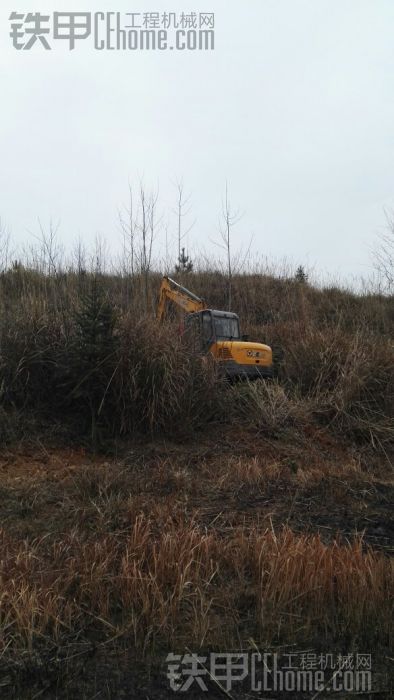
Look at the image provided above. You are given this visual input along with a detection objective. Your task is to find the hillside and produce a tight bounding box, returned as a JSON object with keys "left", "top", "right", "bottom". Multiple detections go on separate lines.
{"left": 0, "top": 268, "right": 393, "bottom": 698}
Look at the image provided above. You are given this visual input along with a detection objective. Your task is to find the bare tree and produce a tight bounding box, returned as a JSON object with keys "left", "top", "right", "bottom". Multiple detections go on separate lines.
{"left": 219, "top": 183, "right": 242, "bottom": 311}
{"left": 29, "top": 218, "right": 63, "bottom": 275}
{"left": 138, "top": 182, "right": 161, "bottom": 313}
{"left": 373, "top": 212, "right": 394, "bottom": 292}
{"left": 92, "top": 233, "right": 110, "bottom": 275}
{"left": 163, "top": 222, "right": 171, "bottom": 274}
{"left": 119, "top": 182, "right": 136, "bottom": 278}
{"left": 0, "top": 218, "right": 12, "bottom": 272}
{"left": 118, "top": 180, "right": 162, "bottom": 312}
{"left": 71, "top": 236, "right": 87, "bottom": 275}
{"left": 173, "top": 180, "right": 195, "bottom": 270}
{"left": 139, "top": 185, "right": 149, "bottom": 312}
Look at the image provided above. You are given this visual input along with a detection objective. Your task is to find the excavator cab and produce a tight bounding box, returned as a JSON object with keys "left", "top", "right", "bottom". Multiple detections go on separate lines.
{"left": 186, "top": 310, "right": 241, "bottom": 351}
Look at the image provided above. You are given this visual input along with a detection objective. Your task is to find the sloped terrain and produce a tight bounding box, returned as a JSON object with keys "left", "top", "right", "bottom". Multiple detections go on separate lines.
{"left": 0, "top": 424, "right": 392, "bottom": 698}
{"left": 0, "top": 270, "right": 393, "bottom": 697}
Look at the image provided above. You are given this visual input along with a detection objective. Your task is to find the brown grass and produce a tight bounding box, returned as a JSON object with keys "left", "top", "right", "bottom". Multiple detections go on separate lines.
{"left": 0, "top": 518, "right": 392, "bottom": 659}
{"left": 0, "top": 268, "right": 393, "bottom": 450}
{"left": 0, "top": 434, "right": 392, "bottom": 668}
{"left": 0, "top": 267, "right": 392, "bottom": 695}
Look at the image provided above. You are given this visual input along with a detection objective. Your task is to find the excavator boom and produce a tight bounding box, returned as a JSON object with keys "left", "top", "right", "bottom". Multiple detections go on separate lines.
{"left": 157, "top": 276, "right": 206, "bottom": 321}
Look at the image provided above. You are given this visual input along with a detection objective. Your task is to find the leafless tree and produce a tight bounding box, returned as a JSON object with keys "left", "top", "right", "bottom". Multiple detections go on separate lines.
{"left": 92, "top": 233, "right": 110, "bottom": 274}
{"left": 163, "top": 222, "right": 171, "bottom": 274}
{"left": 118, "top": 180, "right": 162, "bottom": 311}
{"left": 29, "top": 218, "right": 63, "bottom": 275}
{"left": 119, "top": 182, "right": 136, "bottom": 277}
{"left": 70, "top": 237, "right": 86, "bottom": 273}
{"left": 218, "top": 183, "right": 243, "bottom": 311}
{"left": 173, "top": 180, "right": 195, "bottom": 268}
{"left": 0, "top": 218, "right": 12, "bottom": 272}
{"left": 373, "top": 212, "right": 394, "bottom": 292}
{"left": 137, "top": 183, "right": 161, "bottom": 313}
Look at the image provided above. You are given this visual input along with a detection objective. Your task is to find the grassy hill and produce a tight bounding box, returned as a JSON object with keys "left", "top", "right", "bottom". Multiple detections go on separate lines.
{"left": 0, "top": 267, "right": 393, "bottom": 698}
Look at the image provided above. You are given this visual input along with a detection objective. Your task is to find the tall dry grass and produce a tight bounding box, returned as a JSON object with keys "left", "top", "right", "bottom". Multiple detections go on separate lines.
{"left": 0, "top": 518, "right": 392, "bottom": 657}
{"left": 0, "top": 266, "right": 392, "bottom": 448}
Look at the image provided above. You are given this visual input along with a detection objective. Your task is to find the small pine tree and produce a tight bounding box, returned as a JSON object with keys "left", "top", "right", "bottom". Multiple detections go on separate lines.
{"left": 67, "top": 279, "right": 117, "bottom": 448}
{"left": 175, "top": 247, "right": 193, "bottom": 274}
{"left": 295, "top": 265, "right": 308, "bottom": 283}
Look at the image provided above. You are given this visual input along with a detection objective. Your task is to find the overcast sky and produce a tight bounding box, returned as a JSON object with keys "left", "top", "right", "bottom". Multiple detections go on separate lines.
{"left": 1, "top": 0, "right": 394, "bottom": 282}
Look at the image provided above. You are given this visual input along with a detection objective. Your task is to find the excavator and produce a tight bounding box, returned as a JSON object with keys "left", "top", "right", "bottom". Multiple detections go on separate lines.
{"left": 157, "top": 276, "right": 273, "bottom": 379}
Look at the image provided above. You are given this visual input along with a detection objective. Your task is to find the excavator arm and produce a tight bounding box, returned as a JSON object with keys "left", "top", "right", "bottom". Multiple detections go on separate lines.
{"left": 157, "top": 276, "right": 205, "bottom": 321}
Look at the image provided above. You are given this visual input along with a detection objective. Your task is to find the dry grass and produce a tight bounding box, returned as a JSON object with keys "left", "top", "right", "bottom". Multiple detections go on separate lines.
{"left": 0, "top": 434, "right": 392, "bottom": 667}
{"left": 0, "top": 268, "right": 393, "bottom": 450}
{"left": 0, "top": 267, "right": 392, "bottom": 695}
{"left": 0, "top": 518, "right": 392, "bottom": 659}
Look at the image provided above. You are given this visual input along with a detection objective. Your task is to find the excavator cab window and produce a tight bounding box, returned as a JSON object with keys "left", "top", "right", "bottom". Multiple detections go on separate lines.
{"left": 212, "top": 312, "right": 240, "bottom": 341}
{"left": 184, "top": 313, "right": 201, "bottom": 352}
{"left": 201, "top": 311, "right": 214, "bottom": 350}
{"left": 185, "top": 310, "right": 240, "bottom": 352}
{"left": 185, "top": 311, "right": 214, "bottom": 352}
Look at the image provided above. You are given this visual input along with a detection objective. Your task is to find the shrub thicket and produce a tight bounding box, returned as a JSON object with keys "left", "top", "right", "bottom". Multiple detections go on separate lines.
{"left": 0, "top": 268, "right": 392, "bottom": 448}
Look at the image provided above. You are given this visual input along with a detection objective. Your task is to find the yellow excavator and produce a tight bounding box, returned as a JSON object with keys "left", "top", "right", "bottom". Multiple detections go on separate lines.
{"left": 157, "top": 276, "right": 273, "bottom": 379}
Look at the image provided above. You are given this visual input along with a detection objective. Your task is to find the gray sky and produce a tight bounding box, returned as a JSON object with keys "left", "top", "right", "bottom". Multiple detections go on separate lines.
{"left": 1, "top": 0, "right": 394, "bottom": 282}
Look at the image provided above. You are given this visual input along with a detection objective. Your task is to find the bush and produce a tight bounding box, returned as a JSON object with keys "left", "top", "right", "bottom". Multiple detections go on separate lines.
{"left": 269, "top": 324, "right": 394, "bottom": 446}
{"left": 0, "top": 297, "right": 223, "bottom": 442}
{"left": 224, "top": 380, "right": 310, "bottom": 437}
{"left": 108, "top": 317, "right": 221, "bottom": 434}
